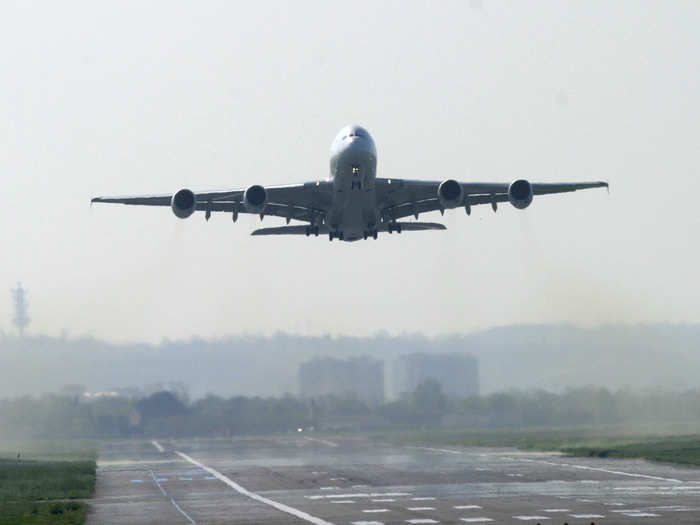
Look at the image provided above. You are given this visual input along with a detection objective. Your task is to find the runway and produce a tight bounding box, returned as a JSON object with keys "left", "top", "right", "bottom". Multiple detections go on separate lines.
{"left": 87, "top": 436, "right": 700, "bottom": 524}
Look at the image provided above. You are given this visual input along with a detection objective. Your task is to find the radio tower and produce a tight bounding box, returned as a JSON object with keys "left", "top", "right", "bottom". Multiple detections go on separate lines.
{"left": 11, "top": 282, "right": 30, "bottom": 336}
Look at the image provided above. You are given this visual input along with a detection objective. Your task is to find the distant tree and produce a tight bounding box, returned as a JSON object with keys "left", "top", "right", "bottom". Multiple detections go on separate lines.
{"left": 136, "top": 391, "right": 186, "bottom": 421}
{"left": 11, "top": 282, "right": 30, "bottom": 336}
{"left": 411, "top": 379, "right": 448, "bottom": 413}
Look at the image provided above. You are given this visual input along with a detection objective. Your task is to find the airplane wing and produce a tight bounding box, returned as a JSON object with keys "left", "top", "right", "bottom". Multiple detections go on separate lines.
{"left": 374, "top": 179, "right": 608, "bottom": 221}
{"left": 91, "top": 182, "right": 333, "bottom": 223}
{"left": 251, "top": 221, "right": 446, "bottom": 236}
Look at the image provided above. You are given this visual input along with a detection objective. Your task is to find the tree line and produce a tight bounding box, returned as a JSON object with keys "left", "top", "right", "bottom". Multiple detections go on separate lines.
{"left": 3, "top": 383, "right": 700, "bottom": 439}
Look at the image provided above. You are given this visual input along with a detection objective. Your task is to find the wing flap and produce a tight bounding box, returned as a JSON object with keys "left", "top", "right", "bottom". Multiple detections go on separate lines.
{"left": 251, "top": 225, "right": 331, "bottom": 236}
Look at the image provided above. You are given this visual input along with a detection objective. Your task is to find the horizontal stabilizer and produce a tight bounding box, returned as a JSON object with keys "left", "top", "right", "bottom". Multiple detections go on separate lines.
{"left": 251, "top": 225, "right": 331, "bottom": 236}
{"left": 377, "top": 221, "right": 446, "bottom": 231}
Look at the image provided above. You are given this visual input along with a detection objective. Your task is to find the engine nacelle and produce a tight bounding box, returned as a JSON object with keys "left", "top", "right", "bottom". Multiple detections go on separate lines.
{"left": 171, "top": 188, "right": 196, "bottom": 219}
{"left": 438, "top": 179, "right": 463, "bottom": 209}
{"left": 244, "top": 185, "right": 267, "bottom": 213}
{"left": 508, "top": 179, "right": 533, "bottom": 209}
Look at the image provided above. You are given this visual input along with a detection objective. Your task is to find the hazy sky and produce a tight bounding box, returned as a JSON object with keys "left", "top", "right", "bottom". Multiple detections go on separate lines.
{"left": 1, "top": 1, "right": 698, "bottom": 342}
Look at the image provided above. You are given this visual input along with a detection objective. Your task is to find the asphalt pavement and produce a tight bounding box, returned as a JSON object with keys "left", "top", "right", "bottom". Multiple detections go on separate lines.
{"left": 86, "top": 436, "right": 700, "bottom": 524}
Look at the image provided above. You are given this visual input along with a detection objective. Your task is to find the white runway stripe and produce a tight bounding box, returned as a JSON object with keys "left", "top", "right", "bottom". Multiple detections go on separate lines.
{"left": 151, "top": 440, "right": 165, "bottom": 452}
{"left": 148, "top": 471, "right": 166, "bottom": 497}
{"left": 171, "top": 498, "right": 196, "bottom": 524}
{"left": 148, "top": 470, "right": 196, "bottom": 523}
{"left": 176, "top": 451, "right": 336, "bottom": 525}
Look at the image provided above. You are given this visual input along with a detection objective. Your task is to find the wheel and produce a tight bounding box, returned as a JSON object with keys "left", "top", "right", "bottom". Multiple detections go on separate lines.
{"left": 314, "top": 226, "right": 319, "bottom": 236}
{"left": 396, "top": 223, "right": 402, "bottom": 234}
{"left": 329, "top": 232, "right": 333, "bottom": 241}
{"left": 305, "top": 226, "right": 310, "bottom": 237}
{"left": 372, "top": 230, "right": 378, "bottom": 240}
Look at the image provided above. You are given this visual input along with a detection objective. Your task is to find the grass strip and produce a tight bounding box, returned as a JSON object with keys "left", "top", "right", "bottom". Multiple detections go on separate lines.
{"left": 0, "top": 441, "right": 96, "bottom": 525}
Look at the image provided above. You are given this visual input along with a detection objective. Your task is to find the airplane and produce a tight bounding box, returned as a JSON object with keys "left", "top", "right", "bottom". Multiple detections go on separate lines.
{"left": 91, "top": 124, "right": 608, "bottom": 242}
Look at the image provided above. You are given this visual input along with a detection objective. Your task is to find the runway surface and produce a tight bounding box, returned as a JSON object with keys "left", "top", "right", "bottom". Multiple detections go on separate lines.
{"left": 87, "top": 436, "right": 700, "bottom": 524}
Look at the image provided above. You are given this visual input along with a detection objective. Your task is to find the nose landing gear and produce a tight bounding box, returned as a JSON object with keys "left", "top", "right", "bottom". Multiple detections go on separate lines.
{"left": 328, "top": 231, "right": 344, "bottom": 241}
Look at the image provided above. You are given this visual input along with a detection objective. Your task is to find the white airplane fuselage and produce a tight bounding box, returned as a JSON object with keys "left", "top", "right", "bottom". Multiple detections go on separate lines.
{"left": 327, "top": 125, "right": 379, "bottom": 241}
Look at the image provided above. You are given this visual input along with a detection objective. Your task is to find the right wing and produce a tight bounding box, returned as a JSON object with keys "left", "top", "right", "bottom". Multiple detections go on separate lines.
{"left": 374, "top": 179, "right": 608, "bottom": 221}
{"left": 91, "top": 182, "right": 333, "bottom": 223}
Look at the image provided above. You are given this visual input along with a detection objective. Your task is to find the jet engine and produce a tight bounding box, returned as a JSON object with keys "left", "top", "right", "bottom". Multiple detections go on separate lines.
{"left": 171, "top": 189, "right": 196, "bottom": 219}
{"left": 438, "top": 179, "right": 464, "bottom": 209}
{"left": 508, "top": 179, "right": 533, "bottom": 209}
{"left": 244, "top": 185, "right": 267, "bottom": 213}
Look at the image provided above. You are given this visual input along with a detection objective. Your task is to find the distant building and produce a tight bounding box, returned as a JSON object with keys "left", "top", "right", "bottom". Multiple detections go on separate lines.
{"left": 299, "top": 356, "right": 384, "bottom": 406}
{"left": 11, "top": 282, "right": 30, "bottom": 336}
{"left": 393, "top": 353, "right": 479, "bottom": 399}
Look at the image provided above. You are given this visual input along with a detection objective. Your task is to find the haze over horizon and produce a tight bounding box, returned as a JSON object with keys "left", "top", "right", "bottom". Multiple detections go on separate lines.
{"left": 1, "top": 1, "right": 698, "bottom": 343}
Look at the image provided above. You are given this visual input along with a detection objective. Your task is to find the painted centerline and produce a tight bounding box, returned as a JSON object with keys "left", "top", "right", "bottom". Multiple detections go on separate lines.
{"left": 177, "top": 451, "right": 336, "bottom": 525}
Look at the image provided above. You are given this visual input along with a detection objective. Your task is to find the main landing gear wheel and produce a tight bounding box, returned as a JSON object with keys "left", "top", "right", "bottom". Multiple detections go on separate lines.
{"left": 328, "top": 231, "right": 344, "bottom": 241}
{"left": 387, "top": 222, "right": 402, "bottom": 234}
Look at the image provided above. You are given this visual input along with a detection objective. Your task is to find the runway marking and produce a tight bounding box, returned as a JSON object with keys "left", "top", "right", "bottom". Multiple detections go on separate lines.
{"left": 330, "top": 477, "right": 346, "bottom": 481}
{"left": 130, "top": 479, "right": 144, "bottom": 483}
{"left": 321, "top": 486, "right": 340, "bottom": 490}
{"left": 570, "top": 514, "right": 605, "bottom": 519}
{"left": 651, "top": 505, "right": 697, "bottom": 511}
{"left": 409, "top": 446, "right": 461, "bottom": 455}
{"left": 149, "top": 471, "right": 167, "bottom": 497}
{"left": 179, "top": 477, "right": 193, "bottom": 481}
{"left": 305, "top": 437, "right": 340, "bottom": 447}
{"left": 620, "top": 512, "right": 660, "bottom": 517}
{"left": 542, "top": 509, "right": 569, "bottom": 512}
{"left": 308, "top": 492, "right": 411, "bottom": 500}
{"left": 513, "top": 516, "right": 550, "bottom": 521}
{"left": 407, "top": 507, "right": 435, "bottom": 511}
{"left": 170, "top": 498, "right": 196, "bottom": 524}
{"left": 331, "top": 500, "right": 355, "bottom": 504}
{"left": 563, "top": 463, "right": 682, "bottom": 483}
{"left": 407, "top": 444, "right": 684, "bottom": 484}
{"left": 362, "top": 509, "right": 390, "bottom": 513}
{"left": 151, "top": 440, "right": 165, "bottom": 453}
{"left": 454, "top": 505, "right": 482, "bottom": 510}
{"left": 148, "top": 470, "right": 196, "bottom": 524}
{"left": 352, "top": 522, "right": 384, "bottom": 525}
{"left": 460, "top": 519, "right": 493, "bottom": 523}
{"left": 176, "top": 451, "right": 335, "bottom": 525}
{"left": 406, "top": 520, "right": 439, "bottom": 524}
{"left": 372, "top": 499, "right": 395, "bottom": 502}
{"left": 411, "top": 497, "right": 436, "bottom": 501}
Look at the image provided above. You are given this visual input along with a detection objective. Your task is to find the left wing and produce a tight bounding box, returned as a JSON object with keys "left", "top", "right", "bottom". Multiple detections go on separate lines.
{"left": 374, "top": 179, "right": 608, "bottom": 221}
{"left": 91, "top": 182, "right": 333, "bottom": 223}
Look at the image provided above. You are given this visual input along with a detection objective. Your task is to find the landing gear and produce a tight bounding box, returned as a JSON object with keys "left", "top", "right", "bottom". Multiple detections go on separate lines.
{"left": 328, "top": 231, "right": 344, "bottom": 241}
{"left": 305, "top": 226, "right": 319, "bottom": 237}
{"left": 363, "top": 229, "right": 379, "bottom": 240}
{"left": 387, "top": 222, "right": 402, "bottom": 234}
